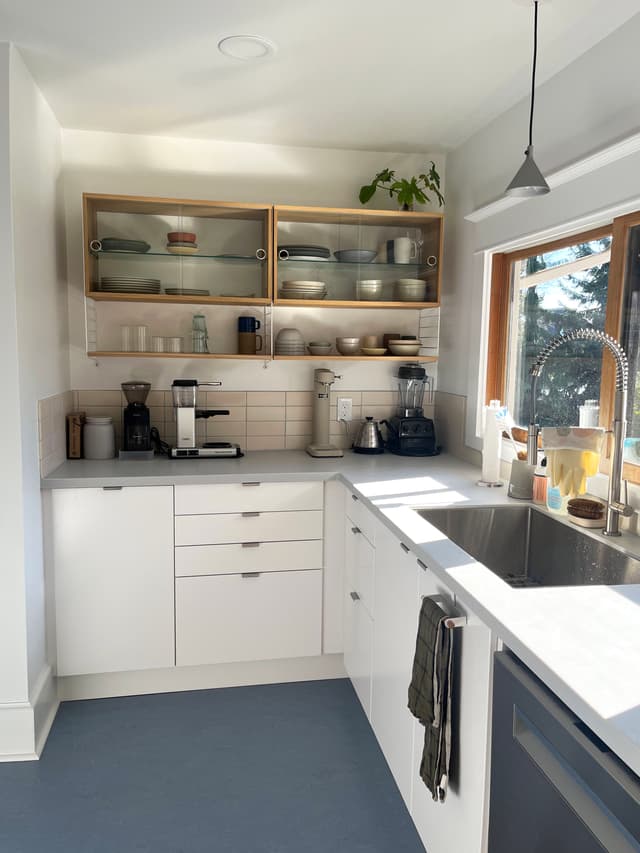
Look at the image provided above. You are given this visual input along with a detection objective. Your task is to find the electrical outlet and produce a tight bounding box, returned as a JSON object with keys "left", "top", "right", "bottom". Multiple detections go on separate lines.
{"left": 337, "top": 397, "right": 352, "bottom": 422}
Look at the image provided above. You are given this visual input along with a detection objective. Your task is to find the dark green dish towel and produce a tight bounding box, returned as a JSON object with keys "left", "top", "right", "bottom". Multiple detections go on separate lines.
{"left": 408, "top": 595, "right": 453, "bottom": 802}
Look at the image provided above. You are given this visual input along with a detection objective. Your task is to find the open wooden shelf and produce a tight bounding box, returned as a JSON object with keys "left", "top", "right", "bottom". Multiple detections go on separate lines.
{"left": 87, "top": 351, "right": 270, "bottom": 360}
{"left": 87, "top": 292, "right": 271, "bottom": 306}
{"left": 273, "top": 299, "right": 440, "bottom": 309}
{"left": 273, "top": 354, "right": 438, "bottom": 362}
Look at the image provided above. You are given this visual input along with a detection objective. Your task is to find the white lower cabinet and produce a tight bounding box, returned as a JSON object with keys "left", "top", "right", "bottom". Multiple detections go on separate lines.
{"left": 174, "top": 481, "right": 324, "bottom": 668}
{"left": 51, "top": 486, "right": 175, "bottom": 676}
{"left": 343, "top": 509, "right": 375, "bottom": 717}
{"left": 175, "top": 570, "right": 322, "bottom": 666}
{"left": 370, "top": 522, "right": 419, "bottom": 808}
{"left": 409, "top": 564, "right": 494, "bottom": 853}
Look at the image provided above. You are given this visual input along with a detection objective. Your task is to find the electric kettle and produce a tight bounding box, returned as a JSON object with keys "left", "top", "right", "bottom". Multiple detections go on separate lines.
{"left": 353, "top": 417, "right": 385, "bottom": 454}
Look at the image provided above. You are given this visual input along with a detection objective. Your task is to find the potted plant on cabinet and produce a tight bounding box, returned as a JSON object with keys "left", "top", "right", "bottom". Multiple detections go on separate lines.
{"left": 359, "top": 162, "right": 444, "bottom": 210}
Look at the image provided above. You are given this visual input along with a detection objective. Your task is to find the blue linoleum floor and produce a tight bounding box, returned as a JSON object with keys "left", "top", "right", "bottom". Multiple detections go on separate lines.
{"left": 0, "top": 678, "right": 424, "bottom": 852}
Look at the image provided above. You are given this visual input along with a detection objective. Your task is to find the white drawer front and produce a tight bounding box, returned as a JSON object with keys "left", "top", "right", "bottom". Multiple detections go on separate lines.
{"left": 175, "top": 481, "right": 323, "bottom": 515}
{"left": 175, "top": 539, "right": 323, "bottom": 577}
{"left": 345, "top": 492, "right": 376, "bottom": 545}
{"left": 176, "top": 570, "right": 322, "bottom": 666}
{"left": 175, "top": 510, "right": 323, "bottom": 546}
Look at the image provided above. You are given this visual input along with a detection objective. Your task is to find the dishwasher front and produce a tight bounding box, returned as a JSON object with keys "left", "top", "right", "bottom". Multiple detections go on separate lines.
{"left": 488, "top": 651, "right": 640, "bottom": 853}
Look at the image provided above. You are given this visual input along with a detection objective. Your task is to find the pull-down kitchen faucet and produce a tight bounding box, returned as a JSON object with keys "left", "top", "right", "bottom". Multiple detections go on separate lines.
{"left": 527, "top": 329, "right": 633, "bottom": 536}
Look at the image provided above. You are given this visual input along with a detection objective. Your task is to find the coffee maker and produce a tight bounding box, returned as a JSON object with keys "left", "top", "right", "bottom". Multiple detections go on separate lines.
{"left": 383, "top": 365, "right": 439, "bottom": 457}
{"left": 169, "top": 379, "right": 242, "bottom": 458}
{"left": 121, "top": 381, "right": 152, "bottom": 456}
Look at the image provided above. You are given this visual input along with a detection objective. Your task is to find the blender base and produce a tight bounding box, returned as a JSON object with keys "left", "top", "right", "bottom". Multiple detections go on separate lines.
{"left": 306, "top": 443, "right": 344, "bottom": 458}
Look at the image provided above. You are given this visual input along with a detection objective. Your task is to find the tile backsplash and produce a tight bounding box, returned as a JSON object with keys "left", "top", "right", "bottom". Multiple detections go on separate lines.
{"left": 38, "top": 387, "right": 436, "bottom": 472}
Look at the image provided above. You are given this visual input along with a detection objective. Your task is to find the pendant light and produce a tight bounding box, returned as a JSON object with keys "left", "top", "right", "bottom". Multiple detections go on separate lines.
{"left": 505, "top": 0, "right": 550, "bottom": 197}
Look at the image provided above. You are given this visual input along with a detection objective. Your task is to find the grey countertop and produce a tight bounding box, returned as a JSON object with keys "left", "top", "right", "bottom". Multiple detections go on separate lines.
{"left": 42, "top": 449, "right": 640, "bottom": 778}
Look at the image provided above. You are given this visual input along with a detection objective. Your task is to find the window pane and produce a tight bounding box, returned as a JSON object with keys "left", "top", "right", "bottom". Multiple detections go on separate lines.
{"left": 507, "top": 240, "right": 610, "bottom": 427}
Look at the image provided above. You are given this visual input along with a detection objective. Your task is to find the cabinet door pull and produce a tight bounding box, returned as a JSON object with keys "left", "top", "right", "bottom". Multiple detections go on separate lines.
{"left": 241, "top": 541, "right": 261, "bottom": 548}
{"left": 351, "top": 526, "right": 361, "bottom": 535}
{"left": 417, "top": 558, "right": 428, "bottom": 570}
{"left": 351, "top": 494, "right": 358, "bottom": 502}
{"left": 241, "top": 482, "right": 261, "bottom": 487}
{"left": 102, "top": 486, "right": 123, "bottom": 491}
{"left": 241, "top": 511, "right": 260, "bottom": 518}
{"left": 241, "top": 572, "right": 261, "bottom": 578}
{"left": 400, "top": 542, "right": 410, "bottom": 554}
{"left": 350, "top": 591, "right": 360, "bottom": 601}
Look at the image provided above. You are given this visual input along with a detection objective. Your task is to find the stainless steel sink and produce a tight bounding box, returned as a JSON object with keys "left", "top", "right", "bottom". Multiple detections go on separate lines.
{"left": 417, "top": 505, "right": 640, "bottom": 587}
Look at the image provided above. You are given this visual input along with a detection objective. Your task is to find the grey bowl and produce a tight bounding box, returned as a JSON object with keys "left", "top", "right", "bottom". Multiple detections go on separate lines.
{"left": 334, "top": 249, "right": 377, "bottom": 264}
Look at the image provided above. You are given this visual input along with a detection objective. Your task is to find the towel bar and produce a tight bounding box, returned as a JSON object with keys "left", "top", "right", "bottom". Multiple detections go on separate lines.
{"left": 423, "top": 593, "right": 468, "bottom": 630}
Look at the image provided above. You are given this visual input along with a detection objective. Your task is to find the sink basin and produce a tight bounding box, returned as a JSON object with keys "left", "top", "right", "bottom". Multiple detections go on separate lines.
{"left": 417, "top": 505, "right": 640, "bottom": 588}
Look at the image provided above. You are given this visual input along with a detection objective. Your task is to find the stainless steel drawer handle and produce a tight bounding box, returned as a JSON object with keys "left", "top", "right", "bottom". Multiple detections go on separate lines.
{"left": 102, "top": 486, "right": 123, "bottom": 491}
{"left": 351, "top": 526, "right": 361, "bottom": 535}
{"left": 400, "top": 542, "right": 410, "bottom": 553}
{"left": 241, "top": 511, "right": 260, "bottom": 518}
{"left": 241, "top": 482, "right": 261, "bottom": 487}
{"left": 241, "top": 572, "right": 261, "bottom": 578}
{"left": 350, "top": 591, "right": 360, "bottom": 601}
{"left": 417, "top": 558, "right": 428, "bottom": 570}
{"left": 241, "top": 542, "right": 261, "bottom": 548}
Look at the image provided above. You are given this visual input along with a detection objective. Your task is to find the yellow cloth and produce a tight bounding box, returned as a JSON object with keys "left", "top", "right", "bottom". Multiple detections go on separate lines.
{"left": 546, "top": 449, "right": 601, "bottom": 497}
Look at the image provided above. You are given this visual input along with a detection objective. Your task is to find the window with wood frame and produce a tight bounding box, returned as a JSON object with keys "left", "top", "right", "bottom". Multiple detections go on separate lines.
{"left": 486, "top": 212, "right": 640, "bottom": 484}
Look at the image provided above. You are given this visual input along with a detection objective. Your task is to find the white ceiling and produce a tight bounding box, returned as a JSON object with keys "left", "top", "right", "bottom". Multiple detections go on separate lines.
{"left": 0, "top": 0, "right": 638, "bottom": 152}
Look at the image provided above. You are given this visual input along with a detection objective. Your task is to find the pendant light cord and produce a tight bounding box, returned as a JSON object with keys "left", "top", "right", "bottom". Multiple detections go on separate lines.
{"left": 528, "top": 0, "right": 539, "bottom": 148}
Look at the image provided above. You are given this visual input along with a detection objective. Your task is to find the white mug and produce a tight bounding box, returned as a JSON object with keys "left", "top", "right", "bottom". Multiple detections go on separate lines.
{"left": 390, "top": 237, "right": 417, "bottom": 264}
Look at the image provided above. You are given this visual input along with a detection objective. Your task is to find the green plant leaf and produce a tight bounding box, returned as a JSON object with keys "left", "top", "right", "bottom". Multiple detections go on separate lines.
{"left": 359, "top": 183, "right": 378, "bottom": 204}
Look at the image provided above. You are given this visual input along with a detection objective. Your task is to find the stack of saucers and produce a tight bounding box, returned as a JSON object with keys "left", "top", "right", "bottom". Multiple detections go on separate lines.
{"left": 99, "top": 276, "right": 161, "bottom": 294}
{"left": 280, "top": 280, "right": 327, "bottom": 300}
{"left": 275, "top": 327, "right": 305, "bottom": 356}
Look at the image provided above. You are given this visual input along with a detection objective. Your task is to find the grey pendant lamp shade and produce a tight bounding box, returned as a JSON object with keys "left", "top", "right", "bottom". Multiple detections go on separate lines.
{"left": 505, "top": 1, "right": 550, "bottom": 197}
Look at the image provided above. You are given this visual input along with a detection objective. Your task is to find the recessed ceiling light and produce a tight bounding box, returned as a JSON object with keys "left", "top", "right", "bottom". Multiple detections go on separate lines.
{"left": 217, "top": 35, "right": 276, "bottom": 61}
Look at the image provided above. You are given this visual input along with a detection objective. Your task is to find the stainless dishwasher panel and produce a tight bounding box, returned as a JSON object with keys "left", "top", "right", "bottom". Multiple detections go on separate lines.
{"left": 488, "top": 652, "right": 640, "bottom": 853}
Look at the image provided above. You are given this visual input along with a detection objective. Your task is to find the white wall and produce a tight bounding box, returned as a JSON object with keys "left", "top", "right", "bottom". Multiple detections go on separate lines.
{"left": 441, "top": 12, "right": 640, "bottom": 451}
{"left": 62, "top": 129, "right": 444, "bottom": 391}
{"left": 0, "top": 44, "right": 30, "bottom": 713}
{"left": 0, "top": 44, "right": 67, "bottom": 756}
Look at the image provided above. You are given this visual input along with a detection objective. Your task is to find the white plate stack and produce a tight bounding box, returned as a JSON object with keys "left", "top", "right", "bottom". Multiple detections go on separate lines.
{"left": 275, "top": 327, "right": 305, "bottom": 356}
{"left": 100, "top": 276, "right": 161, "bottom": 294}
{"left": 280, "top": 280, "right": 327, "bottom": 300}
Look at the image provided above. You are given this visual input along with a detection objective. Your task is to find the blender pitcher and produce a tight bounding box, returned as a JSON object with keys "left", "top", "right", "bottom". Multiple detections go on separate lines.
{"left": 397, "top": 365, "right": 427, "bottom": 416}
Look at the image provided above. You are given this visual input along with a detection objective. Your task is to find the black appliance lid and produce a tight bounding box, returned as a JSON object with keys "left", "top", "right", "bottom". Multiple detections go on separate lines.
{"left": 172, "top": 379, "right": 198, "bottom": 387}
{"left": 398, "top": 365, "right": 426, "bottom": 380}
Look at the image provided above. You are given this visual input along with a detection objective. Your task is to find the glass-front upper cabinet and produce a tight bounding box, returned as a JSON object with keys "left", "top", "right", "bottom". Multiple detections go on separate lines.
{"left": 273, "top": 205, "right": 443, "bottom": 308}
{"left": 83, "top": 194, "right": 272, "bottom": 305}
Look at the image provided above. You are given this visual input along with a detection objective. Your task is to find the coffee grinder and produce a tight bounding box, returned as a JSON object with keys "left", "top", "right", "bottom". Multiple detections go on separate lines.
{"left": 382, "top": 365, "right": 439, "bottom": 456}
{"left": 121, "top": 381, "right": 152, "bottom": 458}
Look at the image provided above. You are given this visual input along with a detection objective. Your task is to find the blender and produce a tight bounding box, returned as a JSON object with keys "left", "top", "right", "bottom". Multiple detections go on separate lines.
{"left": 121, "top": 381, "right": 152, "bottom": 457}
{"left": 382, "top": 365, "right": 439, "bottom": 456}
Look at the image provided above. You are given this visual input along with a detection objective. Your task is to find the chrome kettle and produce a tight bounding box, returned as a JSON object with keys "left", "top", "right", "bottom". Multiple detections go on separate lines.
{"left": 353, "top": 417, "right": 385, "bottom": 454}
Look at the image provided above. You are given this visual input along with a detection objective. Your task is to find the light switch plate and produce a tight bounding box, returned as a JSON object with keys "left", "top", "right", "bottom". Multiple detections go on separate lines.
{"left": 337, "top": 397, "right": 352, "bottom": 421}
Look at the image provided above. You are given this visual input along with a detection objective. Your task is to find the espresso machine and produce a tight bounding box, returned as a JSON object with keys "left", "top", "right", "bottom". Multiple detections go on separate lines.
{"left": 169, "top": 379, "right": 242, "bottom": 458}
{"left": 121, "top": 381, "right": 152, "bottom": 458}
{"left": 307, "top": 368, "right": 343, "bottom": 458}
{"left": 382, "top": 365, "right": 439, "bottom": 457}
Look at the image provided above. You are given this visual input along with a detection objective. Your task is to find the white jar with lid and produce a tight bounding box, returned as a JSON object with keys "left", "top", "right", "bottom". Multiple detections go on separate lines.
{"left": 84, "top": 416, "right": 116, "bottom": 459}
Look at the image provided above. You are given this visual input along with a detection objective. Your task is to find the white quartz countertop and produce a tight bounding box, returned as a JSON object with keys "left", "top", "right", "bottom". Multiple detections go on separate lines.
{"left": 42, "top": 451, "right": 640, "bottom": 777}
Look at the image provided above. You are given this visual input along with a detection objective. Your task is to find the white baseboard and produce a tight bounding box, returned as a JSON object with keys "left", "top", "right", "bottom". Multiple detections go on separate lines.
{"left": 58, "top": 654, "right": 347, "bottom": 702}
{"left": 32, "top": 665, "right": 59, "bottom": 757}
{"left": 0, "top": 664, "right": 58, "bottom": 761}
